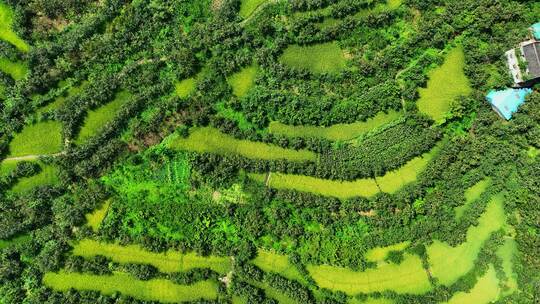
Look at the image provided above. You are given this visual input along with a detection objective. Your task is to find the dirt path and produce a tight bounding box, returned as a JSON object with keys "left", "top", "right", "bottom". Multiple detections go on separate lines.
{"left": 2, "top": 152, "right": 64, "bottom": 162}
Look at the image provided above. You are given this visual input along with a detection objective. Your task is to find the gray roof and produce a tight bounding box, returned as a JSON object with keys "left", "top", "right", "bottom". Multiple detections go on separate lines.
{"left": 522, "top": 41, "right": 540, "bottom": 78}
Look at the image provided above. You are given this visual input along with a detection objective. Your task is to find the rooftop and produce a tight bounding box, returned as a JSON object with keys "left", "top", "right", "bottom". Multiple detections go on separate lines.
{"left": 486, "top": 88, "right": 532, "bottom": 120}
{"left": 532, "top": 22, "right": 540, "bottom": 40}
{"left": 521, "top": 40, "right": 540, "bottom": 79}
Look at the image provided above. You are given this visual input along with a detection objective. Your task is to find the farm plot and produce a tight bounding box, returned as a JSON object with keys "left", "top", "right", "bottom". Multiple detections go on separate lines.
{"left": 307, "top": 253, "right": 431, "bottom": 295}
{"left": 168, "top": 127, "right": 317, "bottom": 162}
{"left": 442, "top": 265, "right": 500, "bottom": 304}
{"left": 268, "top": 111, "right": 401, "bottom": 141}
{"left": 85, "top": 200, "right": 111, "bottom": 232}
{"left": 427, "top": 194, "right": 506, "bottom": 286}
{"left": 252, "top": 249, "right": 305, "bottom": 283}
{"left": 455, "top": 178, "right": 491, "bottom": 219}
{"left": 76, "top": 90, "right": 131, "bottom": 144}
{"left": 416, "top": 46, "right": 471, "bottom": 123}
{"left": 364, "top": 241, "right": 410, "bottom": 263}
{"left": 43, "top": 272, "right": 219, "bottom": 303}
{"left": 280, "top": 42, "right": 347, "bottom": 74}
{"left": 7, "top": 121, "right": 63, "bottom": 157}
{"left": 228, "top": 65, "right": 258, "bottom": 98}
{"left": 0, "top": 1, "right": 30, "bottom": 52}
{"left": 38, "top": 81, "right": 88, "bottom": 113}
{"left": 0, "top": 57, "right": 27, "bottom": 80}
{"left": 496, "top": 239, "right": 518, "bottom": 295}
{"left": 175, "top": 77, "right": 196, "bottom": 98}
{"left": 11, "top": 163, "right": 59, "bottom": 193}
{"left": 239, "top": 0, "right": 267, "bottom": 18}
{"left": 250, "top": 145, "right": 439, "bottom": 199}
{"left": 72, "top": 239, "right": 232, "bottom": 274}
{"left": 248, "top": 279, "right": 298, "bottom": 304}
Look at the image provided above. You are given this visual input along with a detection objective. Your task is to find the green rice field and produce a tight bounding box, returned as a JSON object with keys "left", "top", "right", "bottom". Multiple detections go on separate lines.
{"left": 175, "top": 77, "right": 196, "bottom": 98}
{"left": 307, "top": 253, "right": 431, "bottom": 295}
{"left": 442, "top": 265, "right": 500, "bottom": 304}
{"left": 43, "top": 272, "right": 219, "bottom": 303}
{"left": 76, "top": 90, "right": 131, "bottom": 144}
{"left": 0, "top": 1, "right": 30, "bottom": 52}
{"left": 168, "top": 127, "right": 317, "bottom": 162}
{"left": 0, "top": 58, "right": 28, "bottom": 80}
{"left": 416, "top": 46, "right": 472, "bottom": 123}
{"left": 38, "top": 81, "right": 88, "bottom": 113}
{"left": 249, "top": 280, "right": 297, "bottom": 304}
{"left": 349, "top": 298, "right": 394, "bottom": 304}
{"left": 496, "top": 239, "right": 518, "bottom": 295}
{"left": 228, "top": 65, "right": 258, "bottom": 98}
{"left": 455, "top": 178, "right": 491, "bottom": 219}
{"left": 251, "top": 249, "right": 305, "bottom": 283}
{"left": 250, "top": 145, "right": 439, "bottom": 199}
{"left": 268, "top": 111, "right": 401, "bottom": 141}
{"left": 11, "top": 163, "right": 59, "bottom": 193}
{"left": 0, "top": 158, "right": 18, "bottom": 176}
{"left": 239, "top": 0, "right": 267, "bottom": 18}
{"left": 85, "top": 200, "right": 111, "bottom": 232}
{"left": 427, "top": 194, "right": 506, "bottom": 286}
{"left": 8, "top": 121, "right": 63, "bottom": 157}
{"left": 280, "top": 42, "right": 347, "bottom": 74}
{"left": 72, "top": 239, "right": 232, "bottom": 274}
{"left": 364, "top": 241, "right": 410, "bottom": 263}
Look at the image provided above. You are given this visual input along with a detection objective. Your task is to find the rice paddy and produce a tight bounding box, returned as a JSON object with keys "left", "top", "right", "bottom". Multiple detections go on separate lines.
{"left": 496, "top": 239, "right": 518, "bottom": 295}
{"left": 76, "top": 90, "right": 131, "bottom": 144}
{"left": 175, "top": 77, "right": 196, "bottom": 98}
{"left": 251, "top": 249, "right": 305, "bottom": 283}
{"left": 442, "top": 265, "right": 500, "bottom": 304}
{"left": 8, "top": 121, "right": 63, "bottom": 157}
{"left": 38, "top": 81, "right": 88, "bottom": 113}
{"left": 249, "top": 280, "right": 298, "bottom": 304}
{"left": 416, "top": 46, "right": 472, "bottom": 123}
{"left": 455, "top": 178, "right": 491, "bottom": 219}
{"left": 268, "top": 111, "right": 401, "bottom": 141}
{"left": 280, "top": 42, "right": 347, "bottom": 74}
{"left": 168, "top": 127, "right": 317, "bottom": 162}
{"left": 427, "top": 194, "right": 506, "bottom": 286}
{"left": 43, "top": 272, "right": 219, "bottom": 303}
{"left": 85, "top": 200, "right": 111, "bottom": 232}
{"left": 227, "top": 65, "right": 258, "bottom": 98}
{"left": 250, "top": 145, "right": 439, "bottom": 199}
{"left": 364, "top": 241, "right": 410, "bottom": 263}
{"left": 239, "top": 0, "right": 267, "bottom": 18}
{"left": 0, "top": 57, "right": 28, "bottom": 80}
{"left": 11, "top": 163, "right": 59, "bottom": 193}
{"left": 72, "top": 239, "right": 232, "bottom": 274}
{"left": 0, "top": 1, "right": 30, "bottom": 52}
{"left": 307, "top": 253, "right": 431, "bottom": 295}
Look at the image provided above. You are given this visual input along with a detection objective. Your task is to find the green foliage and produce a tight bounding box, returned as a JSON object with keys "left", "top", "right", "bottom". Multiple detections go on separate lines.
{"left": 239, "top": 0, "right": 268, "bottom": 18}
{"left": 0, "top": 58, "right": 27, "bottom": 80}
{"left": 280, "top": 42, "right": 347, "bottom": 74}
{"left": 175, "top": 77, "right": 196, "bottom": 98}
{"left": 0, "top": 1, "right": 30, "bottom": 52}
{"left": 455, "top": 178, "right": 491, "bottom": 219}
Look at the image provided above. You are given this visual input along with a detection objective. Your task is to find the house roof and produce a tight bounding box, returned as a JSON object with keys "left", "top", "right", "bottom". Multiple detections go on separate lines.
{"left": 486, "top": 88, "right": 532, "bottom": 120}
{"left": 522, "top": 41, "right": 540, "bottom": 79}
{"left": 532, "top": 23, "right": 540, "bottom": 40}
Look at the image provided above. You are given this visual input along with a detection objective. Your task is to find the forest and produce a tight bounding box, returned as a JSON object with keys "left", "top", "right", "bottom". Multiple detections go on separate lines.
{"left": 0, "top": 0, "right": 539, "bottom": 303}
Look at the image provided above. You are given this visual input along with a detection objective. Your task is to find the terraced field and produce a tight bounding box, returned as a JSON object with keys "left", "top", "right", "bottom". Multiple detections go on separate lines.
{"left": 0, "top": 1, "right": 30, "bottom": 52}
{"left": 455, "top": 178, "right": 491, "bottom": 219}
{"left": 250, "top": 145, "right": 439, "bottom": 199}
{"left": 11, "top": 163, "right": 59, "bottom": 193}
{"left": 442, "top": 265, "right": 500, "bottom": 304}
{"left": 364, "top": 241, "right": 410, "bottom": 263}
{"left": 228, "top": 65, "right": 258, "bottom": 98}
{"left": 280, "top": 42, "right": 347, "bottom": 74}
{"left": 72, "top": 239, "right": 232, "bottom": 274}
{"left": 0, "top": 57, "right": 27, "bottom": 80}
{"left": 269, "top": 111, "right": 402, "bottom": 141}
{"left": 43, "top": 272, "right": 219, "bottom": 303}
{"left": 175, "top": 77, "right": 197, "bottom": 98}
{"left": 416, "top": 46, "right": 472, "bottom": 123}
{"left": 252, "top": 249, "right": 305, "bottom": 283}
{"left": 7, "top": 121, "right": 63, "bottom": 157}
{"left": 239, "top": 0, "right": 268, "bottom": 18}
{"left": 168, "top": 127, "right": 317, "bottom": 162}
{"left": 85, "top": 200, "right": 111, "bottom": 232}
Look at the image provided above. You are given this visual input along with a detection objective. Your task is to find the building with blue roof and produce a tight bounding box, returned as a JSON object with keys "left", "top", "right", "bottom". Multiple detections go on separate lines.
{"left": 531, "top": 22, "right": 540, "bottom": 40}
{"left": 486, "top": 88, "right": 532, "bottom": 120}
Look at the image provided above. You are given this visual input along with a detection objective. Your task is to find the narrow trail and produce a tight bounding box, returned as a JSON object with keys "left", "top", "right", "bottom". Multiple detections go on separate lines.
{"left": 2, "top": 152, "right": 64, "bottom": 162}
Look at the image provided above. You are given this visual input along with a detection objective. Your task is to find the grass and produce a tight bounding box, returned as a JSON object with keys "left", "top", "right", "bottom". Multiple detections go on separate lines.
{"left": 496, "top": 239, "right": 518, "bottom": 295}
{"left": 427, "top": 194, "right": 506, "bottom": 286}
{"left": 72, "top": 239, "right": 232, "bottom": 274}
{"left": 280, "top": 42, "right": 347, "bottom": 74}
{"left": 364, "top": 241, "right": 410, "bottom": 263}
{"left": 8, "top": 121, "right": 63, "bottom": 157}
{"left": 268, "top": 111, "right": 401, "bottom": 141}
{"left": 11, "top": 163, "right": 59, "bottom": 193}
{"left": 0, "top": 57, "right": 28, "bottom": 80}
{"left": 239, "top": 0, "right": 267, "bottom": 18}
{"left": 455, "top": 178, "right": 491, "bottom": 220}
{"left": 76, "top": 90, "right": 131, "bottom": 144}
{"left": 0, "top": 158, "right": 19, "bottom": 176}
{"left": 251, "top": 145, "right": 439, "bottom": 199}
{"left": 168, "top": 127, "right": 317, "bottom": 162}
{"left": 443, "top": 265, "right": 500, "bottom": 304}
{"left": 307, "top": 253, "right": 431, "bottom": 295}
{"left": 43, "top": 272, "right": 219, "bottom": 303}
{"left": 416, "top": 46, "right": 472, "bottom": 123}
{"left": 227, "top": 65, "right": 258, "bottom": 98}
{"left": 251, "top": 249, "right": 305, "bottom": 283}
{"left": 85, "top": 199, "right": 111, "bottom": 232}
{"left": 0, "top": 1, "right": 30, "bottom": 52}
{"left": 175, "top": 77, "right": 196, "bottom": 98}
